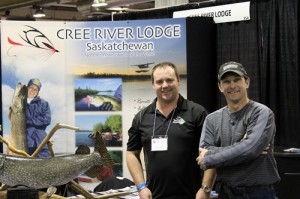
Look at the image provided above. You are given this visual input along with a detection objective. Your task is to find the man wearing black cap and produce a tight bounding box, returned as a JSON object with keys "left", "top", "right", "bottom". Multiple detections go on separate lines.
{"left": 26, "top": 78, "right": 51, "bottom": 157}
{"left": 196, "top": 61, "right": 280, "bottom": 199}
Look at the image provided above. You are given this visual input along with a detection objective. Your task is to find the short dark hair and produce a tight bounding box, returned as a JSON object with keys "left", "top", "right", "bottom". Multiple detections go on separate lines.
{"left": 151, "top": 62, "right": 180, "bottom": 83}
{"left": 75, "top": 145, "right": 90, "bottom": 154}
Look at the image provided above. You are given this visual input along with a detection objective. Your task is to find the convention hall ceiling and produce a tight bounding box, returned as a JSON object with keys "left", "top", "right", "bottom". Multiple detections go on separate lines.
{"left": 0, "top": 0, "right": 209, "bottom": 20}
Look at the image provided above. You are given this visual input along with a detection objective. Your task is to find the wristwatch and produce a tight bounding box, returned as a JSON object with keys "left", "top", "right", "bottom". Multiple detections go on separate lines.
{"left": 201, "top": 184, "right": 211, "bottom": 193}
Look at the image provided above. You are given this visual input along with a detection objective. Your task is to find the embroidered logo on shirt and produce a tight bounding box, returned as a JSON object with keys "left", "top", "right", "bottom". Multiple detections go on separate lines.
{"left": 173, "top": 116, "right": 185, "bottom": 125}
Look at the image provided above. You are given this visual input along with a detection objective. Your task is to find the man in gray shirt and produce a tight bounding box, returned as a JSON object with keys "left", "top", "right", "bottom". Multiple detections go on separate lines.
{"left": 196, "top": 61, "right": 280, "bottom": 199}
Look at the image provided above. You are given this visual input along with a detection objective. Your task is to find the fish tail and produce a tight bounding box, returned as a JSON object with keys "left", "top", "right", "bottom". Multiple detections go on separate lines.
{"left": 94, "top": 132, "right": 115, "bottom": 167}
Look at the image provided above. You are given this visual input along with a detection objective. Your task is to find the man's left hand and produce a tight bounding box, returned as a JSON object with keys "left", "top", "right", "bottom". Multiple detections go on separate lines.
{"left": 196, "top": 188, "right": 210, "bottom": 199}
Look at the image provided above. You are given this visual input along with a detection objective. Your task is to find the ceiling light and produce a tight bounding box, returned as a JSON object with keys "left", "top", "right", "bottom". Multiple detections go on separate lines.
{"left": 33, "top": 6, "right": 45, "bottom": 18}
{"left": 106, "top": 7, "right": 128, "bottom": 11}
{"left": 92, "top": 0, "right": 108, "bottom": 7}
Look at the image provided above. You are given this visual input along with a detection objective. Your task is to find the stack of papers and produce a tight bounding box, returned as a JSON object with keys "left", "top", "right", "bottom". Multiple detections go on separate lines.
{"left": 67, "top": 186, "right": 137, "bottom": 198}
{"left": 283, "top": 148, "right": 300, "bottom": 153}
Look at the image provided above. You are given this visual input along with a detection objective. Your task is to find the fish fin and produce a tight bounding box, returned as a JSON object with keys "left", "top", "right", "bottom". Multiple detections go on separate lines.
{"left": 94, "top": 131, "right": 115, "bottom": 167}
{"left": 0, "top": 184, "right": 10, "bottom": 191}
{"left": 47, "top": 186, "right": 57, "bottom": 197}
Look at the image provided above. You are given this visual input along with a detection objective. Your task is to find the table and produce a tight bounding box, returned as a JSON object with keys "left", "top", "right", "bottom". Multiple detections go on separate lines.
{"left": 274, "top": 146, "right": 300, "bottom": 199}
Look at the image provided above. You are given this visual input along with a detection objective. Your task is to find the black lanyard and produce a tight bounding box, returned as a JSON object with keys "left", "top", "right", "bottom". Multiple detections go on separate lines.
{"left": 152, "top": 106, "right": 176, "bottom": 137}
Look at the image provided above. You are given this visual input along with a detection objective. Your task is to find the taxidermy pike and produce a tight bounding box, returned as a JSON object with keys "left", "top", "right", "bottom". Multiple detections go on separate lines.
{"left": 0, "top": 153, "right": 100, "bottom": 189}
{"left": 0, "top": 132, "right": 114, "bottom": 189}
{"left": 9, "top": 82, "right": 29, "bottom": 155}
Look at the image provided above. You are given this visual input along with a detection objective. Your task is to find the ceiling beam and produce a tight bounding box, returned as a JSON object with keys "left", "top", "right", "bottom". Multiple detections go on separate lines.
{"left": 0, "top": 0, "right": 77, "bottom": 12}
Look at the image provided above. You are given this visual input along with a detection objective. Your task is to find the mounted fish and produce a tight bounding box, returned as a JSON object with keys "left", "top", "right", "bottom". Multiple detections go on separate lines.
{"left": 0, "top": 152, "right": 101, "bottom": 189}
{"left": 8, "top": 82, "right": 28, "bottom": 155}
{"left": 0, "top": 132, "right": 114, "bottom": 190}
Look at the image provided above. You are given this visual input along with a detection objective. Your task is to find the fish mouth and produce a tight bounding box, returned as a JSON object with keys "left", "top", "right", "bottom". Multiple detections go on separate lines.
{"left": 13, "top": 83, "right": 23, "bottom": 96}
{"left": 11, "top": 83, "right": 27, "bottom": 111}
{"left": 15, "top": 84, "right": 27, "bottom": 98}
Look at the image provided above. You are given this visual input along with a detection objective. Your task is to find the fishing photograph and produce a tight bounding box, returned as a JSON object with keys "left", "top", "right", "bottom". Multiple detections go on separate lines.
{"left": 74, "top": 78, "right": 122, "bottom": 112}
{"left": 75, "top": 114, "right": 122, "bottom": 147}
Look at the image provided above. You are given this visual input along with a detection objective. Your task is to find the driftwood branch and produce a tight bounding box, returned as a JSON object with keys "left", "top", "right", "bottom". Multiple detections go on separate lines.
{"left": 31, "top": 123, "right": 79, "bottom": 157}
{"left": 67, "top": 180, "right": 95, "bottom": 199}
{"left": 94, "top": 191, "right": 133, "bottom": 199}
{"left": 0, "top": 135, "right": 30, "bottom": 157}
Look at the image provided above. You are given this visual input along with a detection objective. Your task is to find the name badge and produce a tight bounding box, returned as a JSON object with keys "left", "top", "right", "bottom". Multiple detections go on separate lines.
{"left": 151, "top": 136, "right": 168, "bottom": 151}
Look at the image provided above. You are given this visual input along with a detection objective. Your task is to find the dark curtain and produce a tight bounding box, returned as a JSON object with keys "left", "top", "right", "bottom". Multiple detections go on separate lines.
{"left": 216, "top": 0, "right": 300, "bottom": 147}
{"left": 186, "top": 17, "right": 217, "bottom": 113}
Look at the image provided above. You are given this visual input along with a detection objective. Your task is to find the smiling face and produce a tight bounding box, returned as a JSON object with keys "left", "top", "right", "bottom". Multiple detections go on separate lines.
{"left": 218, "top": 72, "right": 250, "bottom": 110}
{"left": 27, "top": 84, "right": 39, "bottom": 98}
{"left": 152, "top": 65, "right": 180, "bottom": 106}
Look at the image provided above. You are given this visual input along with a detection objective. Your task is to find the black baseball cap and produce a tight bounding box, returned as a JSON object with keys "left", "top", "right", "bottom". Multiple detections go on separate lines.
{"left": 218, "top": 61, "right": 248, "bottom": 80}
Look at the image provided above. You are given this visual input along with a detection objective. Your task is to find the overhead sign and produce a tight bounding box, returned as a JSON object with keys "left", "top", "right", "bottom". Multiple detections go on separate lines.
{"left": 173, "top": 2, "right": 250, "bottom": 23}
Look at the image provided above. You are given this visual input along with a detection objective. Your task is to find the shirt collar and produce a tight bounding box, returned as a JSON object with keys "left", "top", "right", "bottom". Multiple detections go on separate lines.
{"left": 147, "top": 94, "right": 187, "bottom": 113}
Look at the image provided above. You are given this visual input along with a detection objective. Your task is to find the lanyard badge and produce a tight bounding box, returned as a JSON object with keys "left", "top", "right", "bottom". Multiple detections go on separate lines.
{"left": 151, "top": 106, "right": 176, "bottom": 152}
{"left": 151, "top": 135, "right": 168, "bottom": 151}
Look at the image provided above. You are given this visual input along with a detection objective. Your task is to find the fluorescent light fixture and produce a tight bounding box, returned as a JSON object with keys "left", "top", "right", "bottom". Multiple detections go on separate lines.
{"left": 106, "top": 7, "right": 128, "bottom": 11}
{"left": 33, "top": 6, "right": 45, "bottom": 17}
{"left": 92, "top": 0, "right": 108, "bottom": 7}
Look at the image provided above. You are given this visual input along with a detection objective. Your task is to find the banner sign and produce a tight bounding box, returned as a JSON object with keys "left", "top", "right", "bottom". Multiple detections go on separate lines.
{"left": 1, "top": 18, "right": 187, "bottom": 179}
{"left": 173, "top": 2, "right": 250, "bottom": 23}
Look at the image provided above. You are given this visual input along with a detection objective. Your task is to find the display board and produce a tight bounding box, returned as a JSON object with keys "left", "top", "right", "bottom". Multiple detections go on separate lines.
{"left": 1, "top": 18, "right": 188, "bottom": 179}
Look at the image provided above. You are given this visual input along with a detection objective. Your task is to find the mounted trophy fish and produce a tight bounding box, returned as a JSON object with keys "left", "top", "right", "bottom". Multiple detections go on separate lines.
{"left": 0, "top": 152, "right": 101, "bottom": 189}
{"left": 0, "top": 132, "right": 114, "bottom": 190}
